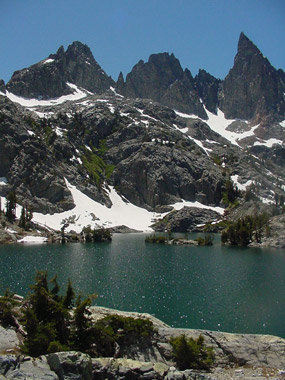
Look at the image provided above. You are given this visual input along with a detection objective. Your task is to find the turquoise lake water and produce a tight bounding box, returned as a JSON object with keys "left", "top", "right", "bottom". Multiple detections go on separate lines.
{"left": 0, "top": 233, "right": 284, "bottom": 338}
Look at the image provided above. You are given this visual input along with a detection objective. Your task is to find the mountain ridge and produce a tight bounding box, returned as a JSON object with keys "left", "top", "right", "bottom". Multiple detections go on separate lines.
{"left": 0, "top": 33, "right": 284, "bottom": 237}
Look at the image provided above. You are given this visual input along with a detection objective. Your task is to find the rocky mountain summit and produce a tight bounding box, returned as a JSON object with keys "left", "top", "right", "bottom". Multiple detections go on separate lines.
{"left": 0, "top": 33, "right": 284, "bottom": 238}
{"left": 4, "top": 41, "right": 114, "bottom": 99}
{"left": 116, "top": 52, "right": 207, "bottom": 118}
{"left": 220, "top": 32, "right": 285, "bottom": 122}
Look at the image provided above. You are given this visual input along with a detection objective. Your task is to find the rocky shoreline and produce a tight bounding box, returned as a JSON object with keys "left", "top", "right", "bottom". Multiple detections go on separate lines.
{"left": 0, "top": 306, "right": 284, "bottom": 379}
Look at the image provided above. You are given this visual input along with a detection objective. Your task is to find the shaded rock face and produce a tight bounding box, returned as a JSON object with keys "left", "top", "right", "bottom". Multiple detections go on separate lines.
{"left": 6, "top": 41, "right": 114, "bottom": 99}
{"left": 0, "top": 96, "right": 74, "bottom": 213}
{"left": 116, "top": 53, "right": 207, "bottom": 118}
{"left": 116, "top": 33, "right": 284, "bottom": 123}
{"left": 0, "top": 79, "right": 5, "bottom": 93}
{"left": 220, "top": 32, "right": 285, "bottom": 121}
{"left": 194, "top": 69, "right": 221, "bottom": 114}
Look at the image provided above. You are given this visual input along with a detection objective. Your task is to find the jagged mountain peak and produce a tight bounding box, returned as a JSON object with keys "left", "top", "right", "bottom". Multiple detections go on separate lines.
{"left": 65, "top": 41, "right": 96, "bottom": 62}
{"left": 220, "top": 33, "right": 285, "bottom": 121}
{"left": 237, "top": 32, "right": 261, "bottom": 57}
{"left": 5, "top": 41, "right": 114, "bottom": 99}
{"left": 115, "top": 51, "right": 208, "bottom": 117}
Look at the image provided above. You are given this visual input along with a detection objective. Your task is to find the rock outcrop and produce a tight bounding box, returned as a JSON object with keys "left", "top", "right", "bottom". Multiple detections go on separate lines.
{"left": 152, "top": 206, "right": 221, "bottom": 232}
{"left": 0, "top": 306, "right": 284, "bottom": 379}
{"left": 0, "top": 80, "right": 5, "bottom": 94}
{"left": 0, "top": 96, "right": 74, "bottom": 213}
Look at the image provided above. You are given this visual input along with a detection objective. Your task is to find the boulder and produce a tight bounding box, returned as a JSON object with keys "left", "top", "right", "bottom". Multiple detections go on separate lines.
{"left": 0, "top": 326, "right": 19, "bottom": 353}
{"left": 0, "top": 355, "right": 57, "bottom": 380}
{"left": 152, "top": 206, "right": 221, "bottom": 232}
{"left": 48, "top": 351, "right": 92, "bottom": 380}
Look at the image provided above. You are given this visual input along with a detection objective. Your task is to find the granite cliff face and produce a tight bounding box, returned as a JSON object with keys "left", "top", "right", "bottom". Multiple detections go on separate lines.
{"left": 5, "top": 41, "right": 114, "bottom": 99}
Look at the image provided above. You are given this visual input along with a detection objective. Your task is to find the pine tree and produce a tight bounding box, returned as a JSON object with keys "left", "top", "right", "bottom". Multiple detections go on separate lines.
{"left": 5, "top": 191, "right": 17, "bottom": 221}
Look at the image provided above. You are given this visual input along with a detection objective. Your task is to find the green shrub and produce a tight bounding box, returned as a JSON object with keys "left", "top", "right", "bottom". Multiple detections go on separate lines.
{"left": 92, "top": 315, "right": 155, "bottom": 356}
{"left": 0, "top": 289, "right": 20, "bottom": 328}
{"left": 170, "top": 334, "right": 214, "bottom": 370}
{"left": 221, "top": 213, "right": 270, "bottom": 246}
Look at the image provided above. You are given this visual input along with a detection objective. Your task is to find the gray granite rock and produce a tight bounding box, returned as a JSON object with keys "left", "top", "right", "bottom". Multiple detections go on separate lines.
{"left": 0, "top": 327, "right": 19, "bottom": 353}
{"left": 48, "top": 351, "right": 92, "bottom": 380}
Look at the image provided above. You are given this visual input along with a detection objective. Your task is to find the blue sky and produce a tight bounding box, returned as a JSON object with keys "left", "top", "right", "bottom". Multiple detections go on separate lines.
{"left": 1, "top": 0, "right": 284, "bottom": 83}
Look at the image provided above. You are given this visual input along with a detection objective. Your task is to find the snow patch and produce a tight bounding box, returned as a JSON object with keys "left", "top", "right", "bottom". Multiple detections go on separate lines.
{"left": 18, "top": 236, "right": 48, "bottom": 244}
{"left": 107, "top": 104, "right": 115, "bottom": 113}
{"left": 175, "top": 110, "right": 199, "bottom": 119}
{"left": 0, "top": 177, "right": 8, "bottom": 186}
{"left": 136, "top": 108, "right": 158, "bottom": 122}
{"left": 42, "top": 58, "right": 54, "bottom": 65}
{"left": 110, "top": 86, "right": 124, "bottom": 98}
{"left": 32, "top": 180, "right": 225, "bottom": 233}
{"left": 32, "top": 179, "right": 162, "bottom": 233}
{"left": 170, "top": 200, "right": 224, "bottom": 215}
{"left": 54, "top": 127, "right": 65, "bottom": 137}
{"left": 30, "top": 110, "right": 55, "bottom": 118}
{"left": 253, "top": 138, "right": 283, "bottom": 148}
{"left": 231, "top": 175, "right": 253, "bottom": 191}
{"left": 4, "top": 82, "right": 87, "bottom": 107}
{"left": 7, "top": 228, "right": 17, "bottom": 234}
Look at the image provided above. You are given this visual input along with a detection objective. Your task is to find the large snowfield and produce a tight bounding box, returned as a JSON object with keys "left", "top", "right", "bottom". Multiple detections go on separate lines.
{"left": 32, "top": 179, "right": 224, "bottom": 233}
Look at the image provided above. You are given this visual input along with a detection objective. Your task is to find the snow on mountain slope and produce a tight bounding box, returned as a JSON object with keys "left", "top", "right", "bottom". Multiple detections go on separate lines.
{"left": 0, "top": 83, "right": 88, "bottom": 107}
{"left": 175, "top": 108, "right": 263, "bottom": 147}
{"left": 32, "top": 179, "right": 224, "bottom": 233}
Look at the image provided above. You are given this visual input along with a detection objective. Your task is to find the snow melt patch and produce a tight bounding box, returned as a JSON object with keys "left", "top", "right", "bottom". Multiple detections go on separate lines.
{"left": 253, "top": 138, "right": 283, "bottom": 148}
{"left": 170, "top": 200, "right": 224, "bottom": 215}
{"left": 175, "top": 110, "right": 199, "bottom": 119}
{"left": 231, "top": 175, "right": 253, "bottom": 191}
{"left": 42, "top": 58, "right": 54, "bottom": 65}
{"left": 110, "top": 86, "right": 124, "bottom": 98}
{"left": 32, "top": 179, "right": 161, "bottom": 233}
{"left": 18, "top": 236, "right": 48, "bottom": 244}
{"left": 0, "top": 177, "right": 8, "bottom": 186}
{"left": 4, "top": 82, "right": 87, "bottom": 107}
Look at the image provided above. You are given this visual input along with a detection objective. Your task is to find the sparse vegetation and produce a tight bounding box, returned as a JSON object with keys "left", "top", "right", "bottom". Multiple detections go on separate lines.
{"left": 1, "top": 271, "right": 155, "bottom": 358}
{"left": 145, "top": 234, "right": 167, "bottom": 243}
{"left": 222, "top": 179, "right": 240, "bottom": 208}
{"left": 170, "top": 334, "right": 214, "bottom": 370}
{"left": 195, "top": 234, "right": 214, "bottom": 246}
{"left": 81, "top": 226, "right": 112, "bottom": 242}
{"left": 221, "top": 213, "right": 270, "bottom": 246}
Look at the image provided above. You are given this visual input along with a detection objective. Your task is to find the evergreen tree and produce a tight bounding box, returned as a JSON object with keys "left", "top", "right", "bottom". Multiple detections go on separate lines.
{"left": 5, "top": 191, "right": 17, "bottom": 221}
{"left": 19, "top": 207, "right": 26, "bottom": 229}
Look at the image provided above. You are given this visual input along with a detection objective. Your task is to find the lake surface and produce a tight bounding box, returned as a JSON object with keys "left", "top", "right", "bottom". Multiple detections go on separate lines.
{"left": 0, "top": 233, "right": 284, "bottom": 338}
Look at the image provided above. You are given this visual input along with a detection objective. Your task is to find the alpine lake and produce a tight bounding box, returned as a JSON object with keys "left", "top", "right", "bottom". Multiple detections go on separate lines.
{"left": 0, "top": 232, "right": 284, "bottom": 338}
